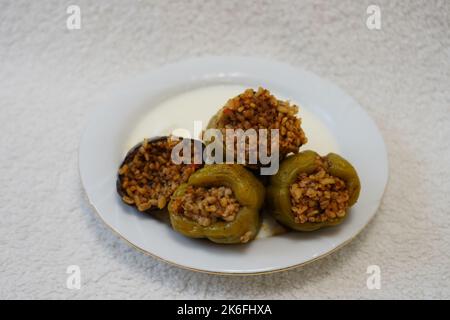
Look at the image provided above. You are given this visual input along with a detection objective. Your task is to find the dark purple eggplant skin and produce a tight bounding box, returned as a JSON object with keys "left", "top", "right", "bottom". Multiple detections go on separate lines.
{"left": 116, "top": 136, "right": 205, "bottom": 214}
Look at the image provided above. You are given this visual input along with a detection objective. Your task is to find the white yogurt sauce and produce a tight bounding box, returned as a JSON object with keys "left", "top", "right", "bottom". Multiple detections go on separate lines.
{"left": 126, "top": 85, "right": 340, "bottom": 238}
{"left": 127, "top": 85, "right": 339, "bottom": 154}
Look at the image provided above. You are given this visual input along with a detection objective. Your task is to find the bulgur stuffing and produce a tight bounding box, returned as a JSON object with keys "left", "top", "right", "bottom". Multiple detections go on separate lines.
{"left": 289, "top": 157, "right": 350, "bottom": 224}
{"left": 170, "top": 186, "right": 240, "bottom": 227}
{"left": 118, "top": 137, "right": 199, "bottom": 212}
{"left": 239, "top": 231, "right": 253, "bottom": 244}
{"left": 216, "top": 87, "right": 307, "bottom": 159}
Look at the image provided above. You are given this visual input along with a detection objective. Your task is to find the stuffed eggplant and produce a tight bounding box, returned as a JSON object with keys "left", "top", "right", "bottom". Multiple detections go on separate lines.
{"left": 117, "top": 136, "right": 203, "bottom": 213}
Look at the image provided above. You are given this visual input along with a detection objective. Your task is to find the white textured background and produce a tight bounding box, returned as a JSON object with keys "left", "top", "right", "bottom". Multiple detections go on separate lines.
{"left": 0, "top": 0, "right": 449, "bottom": 299}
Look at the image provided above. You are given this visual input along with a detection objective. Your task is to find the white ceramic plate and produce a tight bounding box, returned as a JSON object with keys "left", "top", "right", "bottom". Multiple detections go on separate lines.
{"left": 79, "top": 57, "right": 388, "bottom": 275}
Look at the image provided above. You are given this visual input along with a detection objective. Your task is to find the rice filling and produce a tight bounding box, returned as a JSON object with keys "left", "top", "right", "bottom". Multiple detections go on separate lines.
{"left": 118, "top": 137, "right": 198, "bottom": 212}
{"left": 289, "top": 157, "right": 350, "bottom": 224}
{"left": 171, "top": 186, "right": 241, "bottom": 227}
{"left": 216, "top": 87, "right": 307, "bottom": 158}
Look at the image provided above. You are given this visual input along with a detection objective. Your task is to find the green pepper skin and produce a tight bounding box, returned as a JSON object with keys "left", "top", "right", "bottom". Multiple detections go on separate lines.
{"left": 267, "top": 150, "right": 361, "bottom": 232}
{"left": 168, "top": 164, "right": 265, "bottom": 244}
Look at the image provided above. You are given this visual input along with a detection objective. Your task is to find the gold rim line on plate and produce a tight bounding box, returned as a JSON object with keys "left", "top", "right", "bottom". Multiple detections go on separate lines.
{"left": 78, "top": 163, "right": 383, "bottom": 276}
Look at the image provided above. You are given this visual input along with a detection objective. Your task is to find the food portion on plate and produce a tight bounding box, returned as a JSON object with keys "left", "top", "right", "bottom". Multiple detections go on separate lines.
{"left": 266, "top": 151, "right": 360, "bottom": 231}
{"left": 206, "top": 88, "right": 307, "bottom": 168}
{"left": 168, "top": 165, "right": 264, "bottom": 244}
{"left": 117, "top": 136, "right": 203, "bottom": 213}
{"left": 116, "top": 88, "right": 360, "bottom": 244}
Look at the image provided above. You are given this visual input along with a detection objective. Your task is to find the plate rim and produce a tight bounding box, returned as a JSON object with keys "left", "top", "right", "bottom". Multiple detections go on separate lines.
{"left": 80, "top": 188, "right": 383, "bottom": 275}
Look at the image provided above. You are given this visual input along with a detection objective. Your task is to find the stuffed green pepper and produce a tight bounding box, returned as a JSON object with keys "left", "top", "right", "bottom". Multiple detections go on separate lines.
{"left": 205, "top": 87, "right": 307, "bottom": 169}
{"left": 168, "top": 164, "right": 265, "bottom": 244}
{"left": 267, "top": 150, "right": 361, "bottom": 231}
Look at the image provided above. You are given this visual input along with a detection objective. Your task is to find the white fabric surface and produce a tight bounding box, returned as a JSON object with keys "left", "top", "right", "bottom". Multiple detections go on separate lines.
{"left": 0, "top": 0, "right": 449, "bottom": 299}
